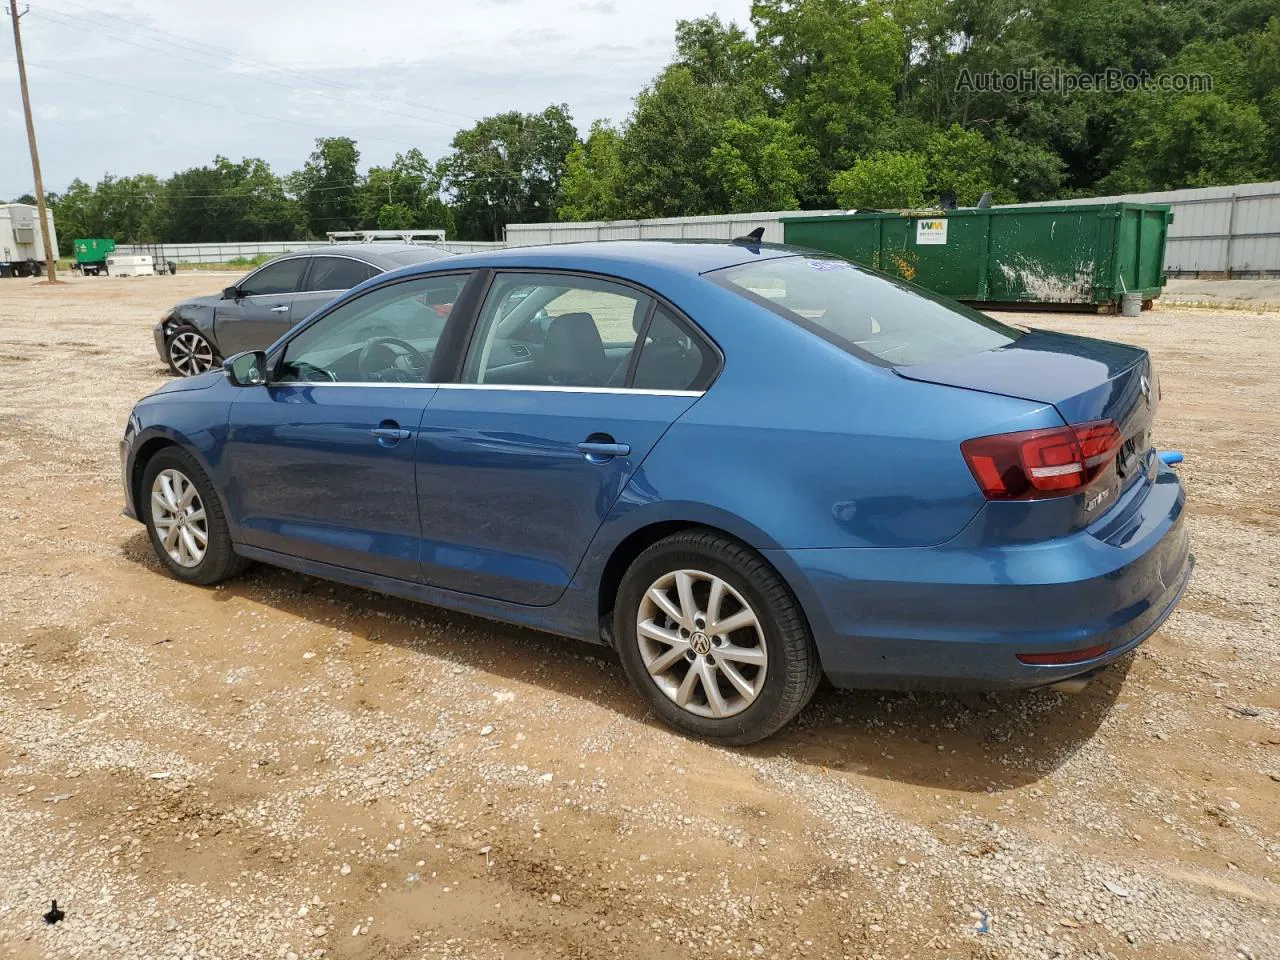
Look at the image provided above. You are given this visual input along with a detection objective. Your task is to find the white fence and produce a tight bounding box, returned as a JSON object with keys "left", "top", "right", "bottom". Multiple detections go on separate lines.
{"left": 504, "top": 210, "right": 845, "bottom": 247}
{"left": 1005, "top": 181, "right": 1280, "bottom": 277}
{"left": 118, "top": 239, "right": 505, "bottom": 264}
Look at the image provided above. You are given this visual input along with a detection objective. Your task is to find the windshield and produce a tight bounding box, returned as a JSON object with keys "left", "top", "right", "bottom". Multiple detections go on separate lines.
{"left": 712, "top": 255, "right": 1022, "bottom": 366}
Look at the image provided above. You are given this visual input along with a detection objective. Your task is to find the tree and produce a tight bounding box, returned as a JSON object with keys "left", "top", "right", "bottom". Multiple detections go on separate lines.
{"left": 443, "top": 105, "right": 578, "bottom": 241}
{"left": 753, "top": 0, "right": 903, "bottom": 204}
{"left": 673, "top": 14, "right": 758, "bottom": 88}
{"left": 558, "top": 121, "right": 627, "bottom": 221}
{"left": 359, "top": 149, "right": 455, "bottom": 236}
{"left": 616, "top": 67, "right": 744, "bottom": 217}
{"left": 830, "top": 151, "right": 929, "bottom": 208}
{"left": 288, "top": 137, "right": 361, "bottom": 237}
{"left": 161, "top": 157, "right": 301, "bottom": 243}
{"left": 707, "top": 115, "right": 813, "bottom": 211}
{"left": 924, "top": 124, "right": 996, "bottom": 206}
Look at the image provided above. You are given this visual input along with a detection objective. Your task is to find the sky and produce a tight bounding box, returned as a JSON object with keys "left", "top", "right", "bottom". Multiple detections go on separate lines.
{"left": 0, "top": 0, "right": 752, "bottom": 198}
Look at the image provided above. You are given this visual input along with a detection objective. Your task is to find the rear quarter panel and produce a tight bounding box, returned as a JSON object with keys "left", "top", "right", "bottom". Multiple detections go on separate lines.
{"left": 616, "top": 282, "right": 1063, "bottom": 551}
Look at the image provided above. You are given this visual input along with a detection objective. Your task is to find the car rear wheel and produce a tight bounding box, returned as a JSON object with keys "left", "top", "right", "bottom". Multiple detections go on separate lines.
{"left": 167, "top": 327, "right": 217, "bottom": 377}
{"left": 615, "top": 530, "right": 821, "bottom": 745}
{"left": 141, "top": 448, "right": 247, "bottom": 585}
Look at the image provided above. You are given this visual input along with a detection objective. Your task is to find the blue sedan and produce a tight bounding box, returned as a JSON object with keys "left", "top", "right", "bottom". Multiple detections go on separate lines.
{"left": 120, "top": 240, "right": 1193, "bottom": 744}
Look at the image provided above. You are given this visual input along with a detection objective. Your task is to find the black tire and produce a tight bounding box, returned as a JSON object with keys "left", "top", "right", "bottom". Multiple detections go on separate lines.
{"left": 614, "top": 530, "right": 821, "bottom": 745}
{"left": 141, "top": 447, "right": 248, "bottom": 586}
{"left": 165, "top": 325, "right": 219, "bottom": 377}
{"left": 30, "top": 261, "right": 42, "bottom": 277}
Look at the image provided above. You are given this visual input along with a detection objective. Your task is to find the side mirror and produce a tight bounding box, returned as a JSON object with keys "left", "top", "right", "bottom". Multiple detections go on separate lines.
{"left": 222, "top": 285, "right": 241, "bottom": 300}
{"left": 224, "top": 351, "right": 267, "bottom": 387}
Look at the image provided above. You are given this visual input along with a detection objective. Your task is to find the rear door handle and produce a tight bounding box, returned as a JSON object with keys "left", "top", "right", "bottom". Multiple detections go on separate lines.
{"left": 270, "top": 305, "right": 289, "bottom": 314}
{"left": 577, "top": 440, "right": 630, "bottom": 459}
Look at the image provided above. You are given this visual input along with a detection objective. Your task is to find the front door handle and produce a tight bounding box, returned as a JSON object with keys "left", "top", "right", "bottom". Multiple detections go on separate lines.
{"left": 577, "top": 439, "right": 630, "bottom": 461}
{"left": 371, "top": 421, "right": 412, "bottom": 446}
{"left": 270, "top": 305, "right": 289, "bottom": 314}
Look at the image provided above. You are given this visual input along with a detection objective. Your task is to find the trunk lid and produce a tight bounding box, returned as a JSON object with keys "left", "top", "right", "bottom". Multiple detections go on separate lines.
{"left": 896, "top": 329, "right": 1157, "bottom": 532}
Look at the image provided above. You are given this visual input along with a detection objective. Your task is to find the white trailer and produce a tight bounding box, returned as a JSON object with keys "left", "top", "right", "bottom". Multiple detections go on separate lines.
{"left": 0, "top": 203, "right": 57, "bottom": 277}
{"left": 104, "top": 253, "right": 155, "bottom": 277}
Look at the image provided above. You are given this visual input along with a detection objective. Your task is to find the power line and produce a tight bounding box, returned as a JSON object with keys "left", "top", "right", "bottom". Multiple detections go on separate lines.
{"left": 26, "top": 6, "right": 466, "bottom": 131}
{"left": 36, "top": 0, "right": 480, "bottom": 123}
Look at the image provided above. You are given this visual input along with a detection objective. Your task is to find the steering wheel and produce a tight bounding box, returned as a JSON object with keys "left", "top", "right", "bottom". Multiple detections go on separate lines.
{"left": 357, "top": 337, "right": 429, "bottom": 380}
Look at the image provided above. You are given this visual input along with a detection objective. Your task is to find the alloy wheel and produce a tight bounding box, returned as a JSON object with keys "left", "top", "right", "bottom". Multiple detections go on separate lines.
{"left": 636, "top": 568, "right": 768, "bottom": 719}
{"left": 150, "top": 468, "right": 208, "bottom": 568}
{"left": 169, "top": 331, "right": 214, "bottom": 376}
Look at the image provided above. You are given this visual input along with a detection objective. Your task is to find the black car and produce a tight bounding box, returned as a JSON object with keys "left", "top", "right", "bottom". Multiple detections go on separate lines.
{"left": 154, "top": 244, "right": 453, "bottom": 376}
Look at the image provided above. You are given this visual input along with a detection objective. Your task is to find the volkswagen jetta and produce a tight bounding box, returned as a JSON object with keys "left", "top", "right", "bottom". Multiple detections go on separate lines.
{"left": 120, "top": 240, "right": 1192, "bottom": 743}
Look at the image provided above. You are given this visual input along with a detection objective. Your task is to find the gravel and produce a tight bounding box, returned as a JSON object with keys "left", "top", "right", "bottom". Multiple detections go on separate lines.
{"left": 0, "top": 275, "right": 1276, "bottom": 959}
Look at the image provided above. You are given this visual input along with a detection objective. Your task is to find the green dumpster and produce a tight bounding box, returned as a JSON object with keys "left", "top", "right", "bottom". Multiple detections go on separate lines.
{"left": 74, "top": 237, "right": 116, "bottom": 276}
{"left": 782, "top": 203, "right": 1172, "bottom": 310}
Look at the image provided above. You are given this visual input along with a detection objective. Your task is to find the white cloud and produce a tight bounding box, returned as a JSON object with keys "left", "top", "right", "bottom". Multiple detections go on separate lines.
{"left": 0, "top": 0, "right": 751, "bottom": 196}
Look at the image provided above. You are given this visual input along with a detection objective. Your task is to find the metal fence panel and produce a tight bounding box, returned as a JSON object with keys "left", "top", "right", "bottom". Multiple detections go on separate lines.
{"left": 1007, "top": 181, "right": 1280, "bottom": 276}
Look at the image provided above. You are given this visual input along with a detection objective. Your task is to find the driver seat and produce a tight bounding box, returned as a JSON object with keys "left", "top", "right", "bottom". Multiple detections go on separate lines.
{"left": 538, "top": 312, "right": 607, "bottom": 386}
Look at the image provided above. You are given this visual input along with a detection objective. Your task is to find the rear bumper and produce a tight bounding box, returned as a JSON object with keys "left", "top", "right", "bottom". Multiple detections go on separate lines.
{"left": 771, "top": 464, "right": 1191, "bottom": 690}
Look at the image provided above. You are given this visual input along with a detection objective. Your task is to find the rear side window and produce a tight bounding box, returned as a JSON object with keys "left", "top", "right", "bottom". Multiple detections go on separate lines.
{"left": 305, "top": 256, "right": 377, "bottom": 291}
{"left": 713, "top": 255, "right": 1022, "bottom": 366}
{"left": 632, "top": 305, "right": 716, "bottom": 391}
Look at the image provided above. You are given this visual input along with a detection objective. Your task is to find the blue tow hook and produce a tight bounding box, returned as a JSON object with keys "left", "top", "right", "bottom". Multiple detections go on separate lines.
{"left": 1158, "top": 450, "right": 1184, "bottom": 466}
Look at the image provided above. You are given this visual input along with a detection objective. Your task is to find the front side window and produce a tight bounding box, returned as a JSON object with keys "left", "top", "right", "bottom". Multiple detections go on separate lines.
{"left": 239, "top": 257, "right": 307, "bottom": 297}
{"left": 305, "top": 256, "right": 377, "bottom": 292}
{"left": 713, "top": 255, "right": 1022, "bottom": 366}
{"left": 277, "top": 273, "right": 469, "bottom": 383}
{"left": 464, "top": 273, "right": 648, "bottom": 387}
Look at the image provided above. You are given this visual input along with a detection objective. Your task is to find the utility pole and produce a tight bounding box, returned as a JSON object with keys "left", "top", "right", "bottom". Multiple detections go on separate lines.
{"left": 8, "top": 3, "right": 57, "bottom": 282}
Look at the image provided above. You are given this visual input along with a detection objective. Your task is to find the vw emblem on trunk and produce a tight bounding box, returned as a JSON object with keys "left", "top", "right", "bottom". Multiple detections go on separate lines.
{"left": 1140, "top": 374, "right": 1151, "bottom": 403}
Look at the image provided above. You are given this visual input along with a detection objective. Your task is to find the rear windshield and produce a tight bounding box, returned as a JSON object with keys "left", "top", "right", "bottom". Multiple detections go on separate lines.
{"left": 712, "top": 254, "right": 1022, "bottom": 366}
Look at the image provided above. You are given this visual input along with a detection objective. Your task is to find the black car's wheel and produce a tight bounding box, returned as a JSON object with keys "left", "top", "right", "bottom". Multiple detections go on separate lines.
{"left": 614, "top": 530, "right": 821, "bottom": 745}
{"left": 166, "top": 326, "right": 218, "bottom": 377}
{"left": 30, "top": 261, "right": 42, "bottom": 277}
{"left": 141, "top": 447, "right": 247, "bottom": 585}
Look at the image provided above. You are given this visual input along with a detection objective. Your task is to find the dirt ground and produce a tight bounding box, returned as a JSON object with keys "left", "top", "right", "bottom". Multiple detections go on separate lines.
{"left": 0, "top": 273, "right": 1276, "bottom": 960}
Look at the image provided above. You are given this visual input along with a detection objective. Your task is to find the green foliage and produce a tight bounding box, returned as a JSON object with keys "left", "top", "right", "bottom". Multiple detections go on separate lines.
{"left": 288, "top": 137, "right": 362, "bottom": 236}
{"left": 162, "top": 156, "right": 302, "bottom": 243}
{"left": 558, "top": 122, "right": 627, "bottom": 221}
{"left": 443, "top": 104, "right": 578, "bottom": 240}
{"left": 707, "top": 115, "right": 813, "bottom": 211}
{"left": 924, "top": 124, "right": 996, "bottom": 206}
{"left": 616, "top": 66, "right": 748, "bottom": 218}
{"left": 830, "top": 151, "right": 929, "bottom": 208}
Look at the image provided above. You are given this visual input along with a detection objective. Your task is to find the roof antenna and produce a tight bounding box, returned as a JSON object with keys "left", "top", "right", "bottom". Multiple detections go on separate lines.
{"left": 733, "top": 227, "right": 766, "bottom": 244}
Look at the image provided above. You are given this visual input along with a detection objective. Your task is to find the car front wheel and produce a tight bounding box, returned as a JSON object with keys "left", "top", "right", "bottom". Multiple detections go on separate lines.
{"left": 141, "top": 448, "right": 247, "bottom": 585}
{"left": 167, "top": 327, "right": 218, "bottom": 377}
{"left": 615, "top": 530, "right": 821, "bottom": 745}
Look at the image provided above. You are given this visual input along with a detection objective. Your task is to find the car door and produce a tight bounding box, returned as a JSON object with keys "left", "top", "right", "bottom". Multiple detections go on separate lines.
{"left": 222, "top": 270, "right": 477, "bottom": 581}
{"left": 290, "top": 254, "right": 379, "bottom": 325}
{"left": 415, "top": 271, "right": 718, "bottom": 606}
{"left": 214, "top": 255, "right": 309, "bottom": 355}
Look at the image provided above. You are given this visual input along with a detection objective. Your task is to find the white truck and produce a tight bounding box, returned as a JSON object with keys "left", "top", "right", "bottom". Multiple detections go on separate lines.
{"left": 0, "top": 203, "right": 57, "bottom": 278}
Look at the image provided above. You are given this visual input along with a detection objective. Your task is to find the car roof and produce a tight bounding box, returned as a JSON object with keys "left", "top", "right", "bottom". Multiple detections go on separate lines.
{"left": 265, "top": 243, "right": 452, "bottom": 268}
{"left": 404, "top": 240, "right": 797, "bottom": 276}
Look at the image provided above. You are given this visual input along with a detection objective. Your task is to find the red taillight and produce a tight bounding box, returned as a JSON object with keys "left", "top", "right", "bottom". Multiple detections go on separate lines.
{"left": 961, "top": 420, "right": 1122, "bottom": 500}
{"left": 1016, "top": 643, "right": 1109, "bottom": 665}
